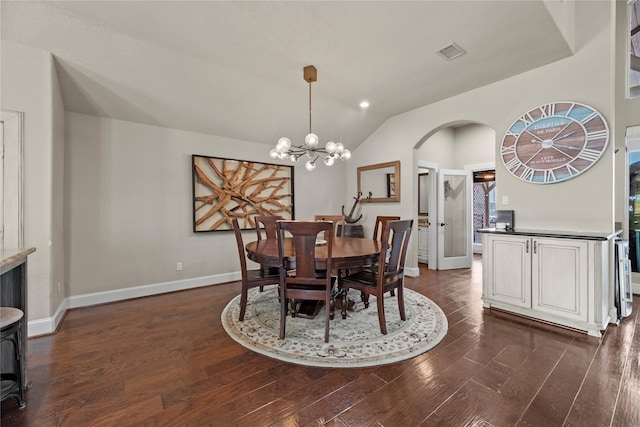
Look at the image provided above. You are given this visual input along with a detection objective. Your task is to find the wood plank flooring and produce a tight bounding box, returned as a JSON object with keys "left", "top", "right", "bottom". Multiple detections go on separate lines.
{"left": 2, "top": 258, "right": 639, "bottom": 426}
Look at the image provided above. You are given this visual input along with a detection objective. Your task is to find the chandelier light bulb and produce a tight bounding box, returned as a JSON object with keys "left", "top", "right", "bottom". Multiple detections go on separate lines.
{"left": 324, "top": 156, "right": 335, "bottom": 166}
{"left": 305, "top": 160, "right": 316, "bottom": 171}
{"left": 270, "top": 148, "right": 279, "bottom": 159}
{"left": 305, "top": 133, "right": 319, "bottom": 147}
{"left": 335, "top": 142, "right": 344, "bottom": 153}
{"left": 277, "top": 137, "right": 291, "bottom": 150}
{"left": 342, "top": 149, "right": 351, "bottom": 160}
{"left": 325, "top": 141, "right": 336, "bottom": 153}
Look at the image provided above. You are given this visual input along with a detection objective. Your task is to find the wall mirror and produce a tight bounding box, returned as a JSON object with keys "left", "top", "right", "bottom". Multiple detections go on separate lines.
{"left": 358, "top": 160, "right": 401, "bottom": 203}
{"left": 418, "top": 172, "right": 429, "bottom": 215}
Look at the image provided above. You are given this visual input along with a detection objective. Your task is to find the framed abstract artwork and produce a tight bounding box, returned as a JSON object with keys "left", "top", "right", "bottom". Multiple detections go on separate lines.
{"left": 192, "top": 155, "right": 295, "bottom": 232}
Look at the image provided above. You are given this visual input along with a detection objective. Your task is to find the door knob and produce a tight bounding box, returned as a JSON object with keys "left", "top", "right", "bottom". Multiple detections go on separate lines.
{"left": 440, "top": 222, "right": 446, "bottom": 227}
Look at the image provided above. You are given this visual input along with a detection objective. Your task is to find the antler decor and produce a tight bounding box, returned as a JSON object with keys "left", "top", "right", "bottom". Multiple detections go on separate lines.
{"left": 341, "top": 192, "right": 371, "bottom": 224}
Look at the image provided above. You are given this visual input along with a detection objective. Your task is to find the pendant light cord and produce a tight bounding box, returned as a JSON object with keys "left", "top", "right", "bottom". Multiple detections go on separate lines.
{"left": 308, "top": 81, "right": 312, "bottom": 134}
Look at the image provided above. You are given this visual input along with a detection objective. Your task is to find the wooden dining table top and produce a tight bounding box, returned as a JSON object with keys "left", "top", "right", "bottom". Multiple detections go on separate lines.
{"left": 245, "top": 237, "right": 381, "bottom": 270}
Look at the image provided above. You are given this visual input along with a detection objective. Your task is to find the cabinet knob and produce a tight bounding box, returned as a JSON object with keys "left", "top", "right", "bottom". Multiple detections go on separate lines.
{"left": 440, "top": 223, "right": 446, "bottom": 227}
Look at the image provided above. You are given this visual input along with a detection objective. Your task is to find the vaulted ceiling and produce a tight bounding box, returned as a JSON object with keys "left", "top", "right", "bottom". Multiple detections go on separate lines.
{"left": 1, "top": 1, "right": 574, "bottom": 150}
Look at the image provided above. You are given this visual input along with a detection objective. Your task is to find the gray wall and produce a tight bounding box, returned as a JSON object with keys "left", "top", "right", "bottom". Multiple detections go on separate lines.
{"left": 64, "top": 113, "right": 347, "bottom": 296}
{"left": 349, "top": 1, "right": 621, "bottom": 271}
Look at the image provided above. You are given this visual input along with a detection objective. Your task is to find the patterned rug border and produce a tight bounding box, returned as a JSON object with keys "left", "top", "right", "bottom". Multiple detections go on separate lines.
{"left": 221, "top": 286, "right": 448, "bottom": 368}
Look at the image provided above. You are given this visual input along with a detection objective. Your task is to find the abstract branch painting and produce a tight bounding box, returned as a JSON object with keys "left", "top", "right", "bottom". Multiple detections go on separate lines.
{"left": 192, "top": 155, "right": 294, "bottom": 232}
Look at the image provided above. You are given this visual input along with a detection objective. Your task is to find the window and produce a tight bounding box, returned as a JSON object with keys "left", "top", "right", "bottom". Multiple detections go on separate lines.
{"left": 630, "top": 0, "right": 640, "bottom": 98}
{"left": 472, "top": 170, "right": 495, "bottom": 244}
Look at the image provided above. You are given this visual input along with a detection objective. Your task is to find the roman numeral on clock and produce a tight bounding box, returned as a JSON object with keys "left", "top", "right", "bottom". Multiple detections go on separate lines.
{"left": 501, "top": 145, "right": 515, "bottom": 155}
{"left": 520, "top": 167, "right": 535, "bottom": 181}
{"left": 539, "top": 103, "right": 555, "bottom": 118}
{"left": 544, "top": 169, "right": 557, "bottom": 182}
{"left": 504, "top": 157, "right": 521, "bottom": 171}
{"left": 586, "top": 130, "right": 608, "bottom": 141}
{"left": 577, "top": 148, "right": 602, "bottom": 162}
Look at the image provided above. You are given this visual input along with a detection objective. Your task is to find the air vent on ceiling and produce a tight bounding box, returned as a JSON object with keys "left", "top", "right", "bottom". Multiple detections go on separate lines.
{"left": 437, "top": 42, "right": 467, "bottom": 61}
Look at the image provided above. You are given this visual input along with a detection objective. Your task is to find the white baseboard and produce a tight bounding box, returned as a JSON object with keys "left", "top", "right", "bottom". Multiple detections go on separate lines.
{"left": 28, "top": 271, "right": 240, "bottom": 337}
{"left": 405, "top": 266, "right": 419, "bottom": 277}
{"left": 634, "top": 282, "right": 640, "bottom": 296}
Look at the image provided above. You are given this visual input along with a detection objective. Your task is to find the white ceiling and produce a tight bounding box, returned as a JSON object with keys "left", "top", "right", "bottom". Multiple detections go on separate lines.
{"left": 1, "top": 1, "right": 574, "bottom": 150}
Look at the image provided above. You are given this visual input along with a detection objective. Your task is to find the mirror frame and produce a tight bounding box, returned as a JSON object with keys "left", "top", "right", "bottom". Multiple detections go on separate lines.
{"left": 358, "top": 160, "right": 401, "bottom": 203}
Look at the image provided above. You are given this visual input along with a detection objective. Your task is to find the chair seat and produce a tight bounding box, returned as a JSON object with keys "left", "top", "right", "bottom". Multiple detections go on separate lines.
{"left": 0, "top": 307, "right": 24, "bottom": 329}
{"left": 245, "top": 269, "right": 280, "bottom": 282}
{"left": 341, "top": 270, "right": 378, "bottom": 287}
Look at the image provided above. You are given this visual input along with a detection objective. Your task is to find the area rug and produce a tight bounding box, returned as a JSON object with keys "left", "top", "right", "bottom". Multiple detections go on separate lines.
{"left": 221, "top": 285, "right": 448, "bottom": 368}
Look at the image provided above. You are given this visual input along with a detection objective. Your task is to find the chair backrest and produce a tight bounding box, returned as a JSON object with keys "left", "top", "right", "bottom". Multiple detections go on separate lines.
{"left": 277, "top": 221, "right": 333, "bottom": 283}
{"left": 373, "top": 216, "right": 401, "bottom": 241}
{"left": 255, "top": 215, "right": 283, "bottom": 241}
{"left": 314, "top": 215, "right": 345, "bottom": 237}
{"left": 378, "top": 219, "right": 413, "bottom": 279}
{"left": 232, "top": 218, "right": 249, "bottom": 279}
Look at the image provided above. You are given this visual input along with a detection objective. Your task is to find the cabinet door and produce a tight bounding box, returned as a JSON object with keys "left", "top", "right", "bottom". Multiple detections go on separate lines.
{"left": 486, "top": 235, "right": 531, "bottom": 308}
{"left": 532, "top": 238, "right": 588, "bottom": 322}
{"left": 418, "top": 227, "right": 428, "bottom": 261}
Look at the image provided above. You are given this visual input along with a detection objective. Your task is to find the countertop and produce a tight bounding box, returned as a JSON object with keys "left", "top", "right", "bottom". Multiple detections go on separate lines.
{"left": 1, "top": 248, "right": 37, "bottom": 274}
{"left": 478, "top": 228, "right": 622, "bottom": 241}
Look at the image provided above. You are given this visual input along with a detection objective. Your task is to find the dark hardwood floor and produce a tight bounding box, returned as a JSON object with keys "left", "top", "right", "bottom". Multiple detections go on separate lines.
{"left": 2, "top": 258, "right": 639, "bottom": 426}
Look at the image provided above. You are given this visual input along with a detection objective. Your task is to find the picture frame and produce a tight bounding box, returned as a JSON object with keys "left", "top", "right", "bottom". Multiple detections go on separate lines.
{"left": 192, "top": 154, "right": 294, "bottom": 232}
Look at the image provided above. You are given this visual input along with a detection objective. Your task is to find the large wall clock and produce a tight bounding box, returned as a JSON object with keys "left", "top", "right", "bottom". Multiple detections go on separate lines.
{"left": 501, "top": 101, "right": 609, "bottom": 184}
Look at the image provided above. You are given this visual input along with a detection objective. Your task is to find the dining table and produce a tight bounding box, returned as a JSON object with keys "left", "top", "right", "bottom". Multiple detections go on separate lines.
{"left": 245, "top": 237, "right": 381, "bottom": 318}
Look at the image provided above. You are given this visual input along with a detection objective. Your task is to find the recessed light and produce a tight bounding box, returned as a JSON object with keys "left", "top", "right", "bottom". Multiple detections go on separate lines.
{"left": 359, "top": 100, "right": 370, "bottom": 109}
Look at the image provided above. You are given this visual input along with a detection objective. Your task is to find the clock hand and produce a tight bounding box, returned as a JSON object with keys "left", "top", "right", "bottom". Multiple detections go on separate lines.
{"left": 553, "top": 143, "right": 580, "bottom": 150}
{"left": 552, "top": 131, "right": 576, "bottom": 142}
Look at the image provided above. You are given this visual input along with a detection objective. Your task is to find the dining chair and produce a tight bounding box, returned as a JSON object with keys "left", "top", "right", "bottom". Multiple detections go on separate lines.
{"left": 277, "top": 220, "right": 336, "bottom": 342}
{"left": 314, "top": 215, "right": 345, "bottom": 237}
{"left": 232, "top": 218, "right": 280, "bottom": 321}
{"left": 373, "top": 215, "right": 401, "bottom": 241}
{"left": 372, "top": 215, "right": 401, "bottom": 296}
{"left": 338, "top": 219, "right": 413, "bottom": 335}
{"left": 255, "top": 215, "right": 283, "bottom": 241}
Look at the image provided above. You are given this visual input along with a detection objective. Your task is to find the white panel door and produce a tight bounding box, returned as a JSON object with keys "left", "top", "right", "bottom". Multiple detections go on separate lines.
{"left": 1, "top": 110, "right": 24, "bottom": 250}
{"left": 437, "top": 169, "right": 472, "bottom": 270}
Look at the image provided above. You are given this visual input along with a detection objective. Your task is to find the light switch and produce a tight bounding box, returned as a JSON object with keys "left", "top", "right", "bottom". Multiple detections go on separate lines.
{"left": 502, "top": 196, "right": 509, "bottom": 205}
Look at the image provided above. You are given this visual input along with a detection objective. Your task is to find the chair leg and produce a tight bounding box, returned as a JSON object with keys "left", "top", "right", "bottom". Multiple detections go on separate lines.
{"left": 377, "top": 292, "right": 387, "bottom": 335}
{"left": 325, "top": 288, "right": 331, "bottom": 342}
{"left": 362, "top": 292, "right": 370, "bottom": 309}
{"left": 279, "top": 289, "right": 286, "bottom": 340}
{"left": 15, "top": 325, "right": 25, "bottom": 408}
{"left": 397, "top": 286, "right": 406, "bottom": 321}
{"left": 239, "top": 286, "right": 248, "bottom": 321}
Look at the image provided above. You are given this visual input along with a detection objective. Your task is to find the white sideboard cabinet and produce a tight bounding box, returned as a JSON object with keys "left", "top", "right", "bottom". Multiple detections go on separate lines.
{"left": 481, "top": 230, "right": 619, "bottom": 338}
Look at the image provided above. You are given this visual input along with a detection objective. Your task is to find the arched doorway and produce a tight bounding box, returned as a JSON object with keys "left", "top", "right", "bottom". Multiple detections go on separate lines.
{"left": 414, "top": 122, "right": 495, "bottom": 270}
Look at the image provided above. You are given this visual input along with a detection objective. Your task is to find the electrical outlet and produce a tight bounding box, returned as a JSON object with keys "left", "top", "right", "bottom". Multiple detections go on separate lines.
{"left": 176, "top": 262, "right": 183, "bottom": 271}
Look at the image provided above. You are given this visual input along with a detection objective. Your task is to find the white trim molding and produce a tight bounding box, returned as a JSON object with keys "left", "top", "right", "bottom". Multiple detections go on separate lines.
{"left": 28, "top": 271, "right": 241, "bottom": 337}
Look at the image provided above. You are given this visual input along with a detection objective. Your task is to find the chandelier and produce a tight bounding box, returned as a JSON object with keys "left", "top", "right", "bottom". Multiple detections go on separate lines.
{"left": 270, "top": 65, "right": 351, "bottom": 171}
